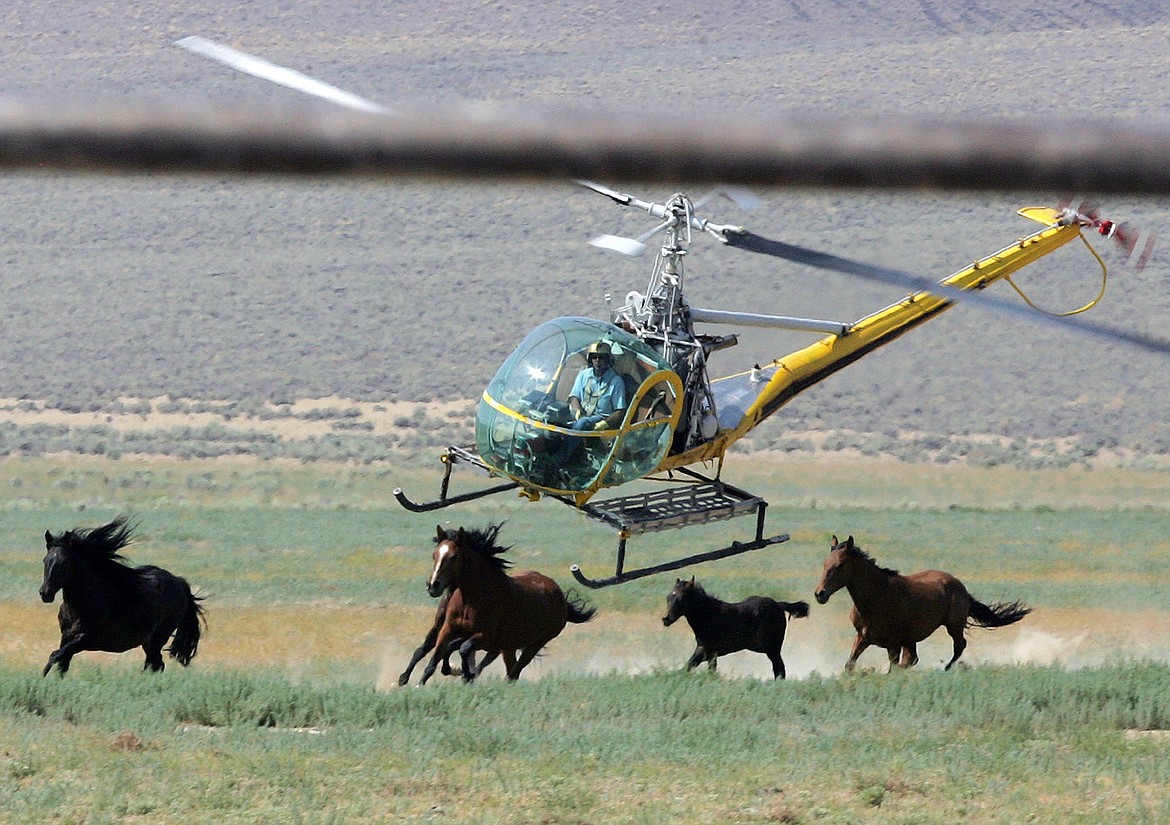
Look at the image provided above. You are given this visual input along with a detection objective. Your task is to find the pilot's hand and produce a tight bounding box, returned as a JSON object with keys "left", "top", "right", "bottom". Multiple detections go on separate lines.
{"left": 593, "top": 420, "right": 609, "bottom": 431}
{"left": 574, "top": 409, "right": 583, "bottom": 421}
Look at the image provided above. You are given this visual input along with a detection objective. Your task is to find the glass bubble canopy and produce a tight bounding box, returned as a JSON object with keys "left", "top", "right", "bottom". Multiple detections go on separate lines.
{"left": 476, "top": 317, "right": 682, "bottom": 497}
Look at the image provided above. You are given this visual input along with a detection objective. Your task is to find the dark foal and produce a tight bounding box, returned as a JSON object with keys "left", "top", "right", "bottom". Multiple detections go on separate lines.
{"left": 662, "top": 577, "right": 809, "bottom": 679}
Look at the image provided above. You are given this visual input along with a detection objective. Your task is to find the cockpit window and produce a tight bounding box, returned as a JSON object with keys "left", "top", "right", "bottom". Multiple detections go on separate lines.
{"left": 476, "top": 317, "right": 680, "bottom": 494}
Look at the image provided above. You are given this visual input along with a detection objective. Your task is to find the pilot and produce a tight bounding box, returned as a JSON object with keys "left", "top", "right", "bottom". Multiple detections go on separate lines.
{"left": 550, "top": 340, "right": 627, "bottom": 469}
{"left": 567, "top": 341, "right": 627, "bottom": 431}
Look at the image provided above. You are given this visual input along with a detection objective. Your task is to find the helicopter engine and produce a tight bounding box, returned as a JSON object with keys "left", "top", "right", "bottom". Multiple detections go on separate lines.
{"left": 605, "top": 195, "right": 725, "bottom": 453}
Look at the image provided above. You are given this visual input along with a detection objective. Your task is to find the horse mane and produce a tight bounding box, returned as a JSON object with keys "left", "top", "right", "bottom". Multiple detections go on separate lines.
{"left": 685, "top": 579, "right": 717, "bottom": 602}
{"left": 675, "top": 578, "right": 722, "bottom": 608}
{"left": 56, "top": 516, "right": 144, "bottom": 587}
{"left": 442, "top": 523, "right": 513, "bottom": 572}
{"left": 58, "top": 516, "right": 136, "bottom": 560}
{"left": 851, "top": 544, "right": 900, "bottom": 577}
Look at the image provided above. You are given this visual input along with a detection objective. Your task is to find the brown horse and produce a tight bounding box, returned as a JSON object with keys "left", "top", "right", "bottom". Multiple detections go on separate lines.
{"left": 397, "top": 588, "right": 462, "bottom": 684}
{"left": 814, "top": 535, "right": 1031, "bottom": 672}
{"left": 420, "top": 524, "right": 597, "bottom": 682}
{"left": 398, "top": 588, "right": 506, "bottom": 685}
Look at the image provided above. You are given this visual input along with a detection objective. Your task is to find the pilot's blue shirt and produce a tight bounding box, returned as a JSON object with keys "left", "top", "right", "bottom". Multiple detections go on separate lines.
{"left": 570, "top": 366, "right": 627, "bottom": 420}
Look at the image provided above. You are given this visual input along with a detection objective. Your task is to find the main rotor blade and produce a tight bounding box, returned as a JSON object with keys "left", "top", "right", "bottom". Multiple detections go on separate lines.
{"left": 175, "top": 36, "right": 392, "bottom": 115}
{"left": 694, "top": 186, "right": 763, "bottom": 212}
{"left": 724, "top": 230, "right": 1170, "bottom": 356}
{"left": 576, "top": 179, "right": 637, "bottom": 205}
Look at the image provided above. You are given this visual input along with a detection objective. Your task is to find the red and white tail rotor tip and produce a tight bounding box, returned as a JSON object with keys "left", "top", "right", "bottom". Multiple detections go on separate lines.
{"left": 1058, "top": 196, "right": 1155, "bottom": 271}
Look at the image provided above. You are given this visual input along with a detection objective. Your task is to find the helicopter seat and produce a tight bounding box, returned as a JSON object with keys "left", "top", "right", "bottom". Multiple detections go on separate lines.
{"left": 611, "top": 347, "right": 653, "bottom": 416}
{"left": 554, "top": 351, "right": 588, "bottom": 404}
{"left": 634, "top": 385, "right": 671, "bottom": 423}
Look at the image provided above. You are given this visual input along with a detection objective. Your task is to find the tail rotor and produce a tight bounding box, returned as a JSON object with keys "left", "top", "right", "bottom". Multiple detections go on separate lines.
{"left": 1058, "top": 196, "right": 1156, "bottom": 271}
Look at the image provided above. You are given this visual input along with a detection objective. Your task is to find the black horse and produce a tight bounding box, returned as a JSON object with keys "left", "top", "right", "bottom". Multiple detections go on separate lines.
{"left": 662, "top": 577, "right": 810, "bottom": 679}
{"left": 40, "top": 517, "right": 206, "bottom": 676}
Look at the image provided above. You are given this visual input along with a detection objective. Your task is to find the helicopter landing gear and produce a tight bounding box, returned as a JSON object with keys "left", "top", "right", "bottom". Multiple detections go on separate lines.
{"left": 396, "top": 448, "right": 789, "bottom": 587}
{"left": 393, "top": 445, "right": 521, "bottom": 513}
{"left": 568, "top": 469, "right": 789, "bottom": 589}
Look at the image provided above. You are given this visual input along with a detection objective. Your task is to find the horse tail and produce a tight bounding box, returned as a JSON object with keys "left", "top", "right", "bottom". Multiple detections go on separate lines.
{"left": 782, "top": 600, "right": 810, "bottom": 620}
{"left": 564, "top": 588, "right": 598, "bottom": 624}
{"left": 967, "top": 598, "right": 1031, "bottom": 629}
{"left": 169, "top": 591, "right": 207, "bottom": 666}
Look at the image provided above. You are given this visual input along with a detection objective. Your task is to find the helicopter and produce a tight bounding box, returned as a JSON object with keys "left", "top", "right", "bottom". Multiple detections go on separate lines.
{"left": 393, "top": 188, "right": 1153, "bottom": 587}
{"left": 170, "top": 36, "right": 1162, "bottom": 588}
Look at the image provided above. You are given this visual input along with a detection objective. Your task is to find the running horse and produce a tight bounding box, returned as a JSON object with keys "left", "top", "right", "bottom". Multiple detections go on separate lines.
{"left": 40, "top": 516, "right": 206, "bottom": 676}
{"left": 420, "top": 524, "right": 597, "bottom": 682}
{"left": 397, "top": 587, "right": 498, "bottom": 685}
{"left": 814, "top": 535, "right": 1031, "bottom": 672}
{"left": 662, "top": 577, "right": 809, "bottom": 679}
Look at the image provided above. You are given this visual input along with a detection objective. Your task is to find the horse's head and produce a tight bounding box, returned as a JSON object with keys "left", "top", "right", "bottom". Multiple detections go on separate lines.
{"left": 815, "top": 535, "right": 858, "bottom": 605}
{"left": 39, "top": 517, "right": 136, "bottom": 604}
{"left": 428, "top": 525, "right": 464, "bottom": 597}
{"left": 662, "top": 576, "right": 696, "bottom": 626}
{"left": 40, "top": 529, "right": 71, "bottom": 603}
{"left": 428, "top": 523, "right": 510, "bottom": 597}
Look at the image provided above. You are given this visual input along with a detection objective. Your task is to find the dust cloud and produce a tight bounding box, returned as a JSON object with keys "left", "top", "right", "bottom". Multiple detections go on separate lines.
{"left": 378, "top": 611, "right": 1170, "bottom": 687}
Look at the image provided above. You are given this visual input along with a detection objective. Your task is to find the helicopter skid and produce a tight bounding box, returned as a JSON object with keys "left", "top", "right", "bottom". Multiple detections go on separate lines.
{"left": 397, "top": 447, "right": 789, "bottom": 587}
{"left": 570, "top": 531, "right": 789, "bottom": 589}
{"left": 393, "top": 444, "right": 521, "bottom": 512}
{"left": 392, "top": 481, "right": 520, "bottom": 512}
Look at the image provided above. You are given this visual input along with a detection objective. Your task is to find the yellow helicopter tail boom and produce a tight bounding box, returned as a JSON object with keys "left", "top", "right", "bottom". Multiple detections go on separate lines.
{"left": 662, "top": 207, "right": 1080, "bottom": 468}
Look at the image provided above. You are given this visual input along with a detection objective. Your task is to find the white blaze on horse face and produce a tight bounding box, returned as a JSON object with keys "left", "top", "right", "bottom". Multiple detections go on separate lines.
{"left": 429, "top": 541, "right": 451, "bottom": 589}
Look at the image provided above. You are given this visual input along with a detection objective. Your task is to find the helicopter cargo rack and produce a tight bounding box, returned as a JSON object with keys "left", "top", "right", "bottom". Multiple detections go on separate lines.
{"left": 394, "top": 446, "right": 789, "bottom": 588}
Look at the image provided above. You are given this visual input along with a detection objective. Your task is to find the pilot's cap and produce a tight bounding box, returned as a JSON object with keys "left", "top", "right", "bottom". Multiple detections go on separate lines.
{"left": 587, "top": 341, "right": 613, "bottom": 358}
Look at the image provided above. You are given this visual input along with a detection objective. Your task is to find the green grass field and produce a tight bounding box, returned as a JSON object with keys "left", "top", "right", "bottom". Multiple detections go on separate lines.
{"left": 2, "top": 664, "right": 1169, "bottom": 824}
{"left": 1, "top": 454, "right": 1168, "bottom": 823}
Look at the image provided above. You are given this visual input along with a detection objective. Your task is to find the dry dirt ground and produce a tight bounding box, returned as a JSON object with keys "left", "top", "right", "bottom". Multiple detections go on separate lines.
{"left": 7, "top": 597, "right": 1167, "bottom": 687}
